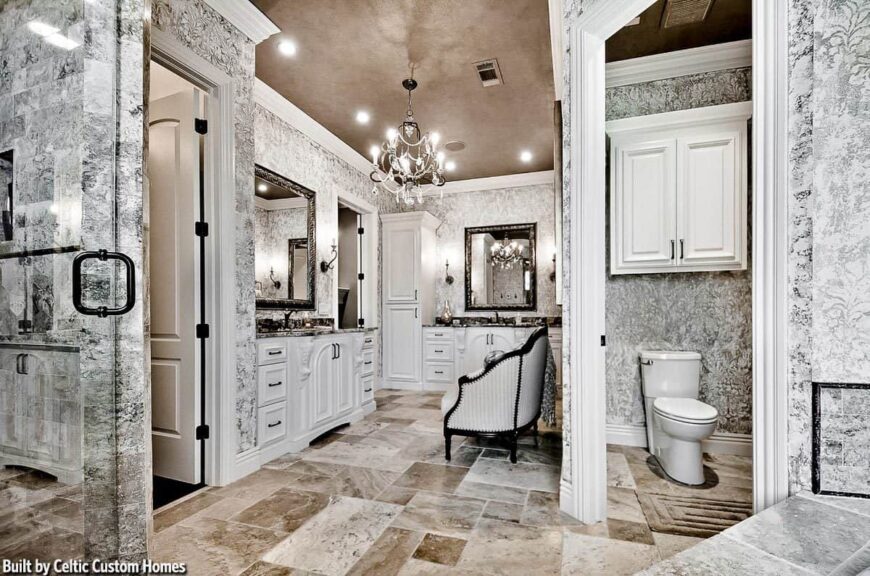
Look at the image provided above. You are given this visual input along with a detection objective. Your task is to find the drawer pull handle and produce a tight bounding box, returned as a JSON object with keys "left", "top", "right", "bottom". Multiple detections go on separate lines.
{"left": 268, "top": 350, "right": 282, "bottom": 356}
{"left": 268, "top": 420, "right": 282, "bottom": 428}
{"left": 365, "top": 339, "right": 373, "bottom": 343}
{"left": 434, "top": 349, "right": 443, "bottom": 353}
{"left": 434, "top": 370, "right": 444, "bottom": 375}
{"left": 434, "top": 332, "right": 443, "bottom": 336}
{"left": 268, "top": 381, "right": 283, "bottom": 387}
{"left": 364, "top": 388, "right": 372, "bottom": 392}
{"left": 364, "top": 361, "right": 373, "bottom": 365}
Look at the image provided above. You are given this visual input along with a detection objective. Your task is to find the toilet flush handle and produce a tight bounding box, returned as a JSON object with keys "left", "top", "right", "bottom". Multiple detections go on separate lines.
{"left": 640, "top": 359, "right": 654, "bottom": 365}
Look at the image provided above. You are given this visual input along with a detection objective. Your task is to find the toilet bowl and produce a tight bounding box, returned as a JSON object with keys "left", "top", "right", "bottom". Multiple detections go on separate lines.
{"left": 640, "top": 351, "right": 719, "bottom": 486}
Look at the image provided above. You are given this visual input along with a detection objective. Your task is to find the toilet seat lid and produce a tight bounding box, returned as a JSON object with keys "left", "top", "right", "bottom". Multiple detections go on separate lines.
{"left": 653, "top": 397, "right": 718, "bottom": 423}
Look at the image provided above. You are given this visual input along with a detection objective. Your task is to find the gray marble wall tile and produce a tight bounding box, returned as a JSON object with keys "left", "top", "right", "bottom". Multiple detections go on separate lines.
{"left": 152, "top": 0, "right": 259, "bottom": 453}
{"left": 817, "top": 387, "right": 870, "bottom": 494}
{"left": 604, "top": 68, "right": 753, "bottom": 435}
{"left": 387, "top": 184, "right": 560, "bottom": 319}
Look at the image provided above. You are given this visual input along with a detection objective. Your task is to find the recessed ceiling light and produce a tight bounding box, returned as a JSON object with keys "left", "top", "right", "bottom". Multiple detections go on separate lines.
{"left": 257, "top": 183, "right": 268, "bottom": 192}
{"left": 356, "top": 111, "right": 370, "bottom": 124}
{"left": 27, "top": 21, "right": 59, "bottom": 37}
{"left": 278, "top": 39, "right": 297, "bottom": 57}
{"left": 520, "top": 150, "right": 533, "bottom": 163}
{"left": 445, "top": 161, "right": 456, "bottom": 172}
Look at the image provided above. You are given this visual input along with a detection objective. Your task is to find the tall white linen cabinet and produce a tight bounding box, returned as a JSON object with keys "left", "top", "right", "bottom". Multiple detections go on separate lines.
{"left": 381, "top": 212, "right": 441, "bottom": 389}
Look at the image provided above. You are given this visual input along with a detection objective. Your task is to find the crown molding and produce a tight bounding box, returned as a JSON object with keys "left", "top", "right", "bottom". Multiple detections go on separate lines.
{"left": 422, "top": 170, "right": 554, "bottom": 197}
{"left": 254, "top": 196, "right": 308, "bottom": 211}
{"left": 605, "top": 39, "right": 752, "bottom": 89}
{"left": 202, "top": 0, "right": 279, "bottom": 44}
{"left": 254, "top": 78, "right": 373, "bottom": 177}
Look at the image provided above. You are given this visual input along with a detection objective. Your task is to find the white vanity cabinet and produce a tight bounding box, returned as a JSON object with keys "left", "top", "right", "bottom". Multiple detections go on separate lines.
{"left": 459, "top": 327, "right": 523, "bottom": 377}
{"left": 255, "top": 331, "right": 374, "bottom": 463}
{"left": 382, "top": 212, "right": 440, "bottom": 389}
{"left": 607, "top": 102, "right": 751, "bottom": 275}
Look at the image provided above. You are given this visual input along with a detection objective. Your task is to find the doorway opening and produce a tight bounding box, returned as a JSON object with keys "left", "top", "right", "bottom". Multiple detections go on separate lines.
{"left": 148, "top": 60, "right": 210, "bottom": 509}
{"left": 337, "top": 203, "right": 363, "bottom": 329}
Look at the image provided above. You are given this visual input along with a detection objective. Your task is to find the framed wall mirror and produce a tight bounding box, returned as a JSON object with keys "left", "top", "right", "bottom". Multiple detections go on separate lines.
{"left": 465, "top": 223, "right": 537, "bottom": 311}
{"left": 254, "top": 164, "right": 316, "bottom": 310}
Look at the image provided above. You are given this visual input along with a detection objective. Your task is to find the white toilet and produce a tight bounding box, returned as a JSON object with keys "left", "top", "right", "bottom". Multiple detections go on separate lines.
{"left": 640, "top": 351, "right": 718, "bottom": 485}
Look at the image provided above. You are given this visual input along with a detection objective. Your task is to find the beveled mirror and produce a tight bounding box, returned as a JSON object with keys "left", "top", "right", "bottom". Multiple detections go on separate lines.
{"left": 254, "top": 164, "right": 316, "bottom": 310}
{"left": 465, "top": 223, "right": 537, "bottom": 311}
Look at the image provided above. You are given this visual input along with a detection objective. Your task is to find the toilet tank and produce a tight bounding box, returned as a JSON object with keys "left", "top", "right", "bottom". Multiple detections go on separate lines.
{"left": 639, "top": 351, "right": 701, "bottom": 399}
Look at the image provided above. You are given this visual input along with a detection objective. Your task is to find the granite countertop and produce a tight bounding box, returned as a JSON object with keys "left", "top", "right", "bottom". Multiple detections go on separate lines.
{"left": 640, "top": 491, "right": 870, "bottom": 575}
{"left": 257, "top": 327, "right": 377, "bottom": 338}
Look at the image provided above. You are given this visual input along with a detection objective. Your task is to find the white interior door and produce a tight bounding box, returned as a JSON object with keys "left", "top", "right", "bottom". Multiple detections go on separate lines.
{"left": 612, "top": 138, "right": 676, "bottom": 272}
{"left": 149, "top": 88, "right": 201, "bottom": 484}
{"left": 677, "top": 131, "right": 741, "bottom": 266}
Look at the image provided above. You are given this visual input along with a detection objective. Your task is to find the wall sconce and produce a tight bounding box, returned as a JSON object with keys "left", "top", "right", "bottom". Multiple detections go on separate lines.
{"left": 320, "top": 239, "right": 337, "bottom": 272}
{"left": 549, "top": 253, "right": 557, "bottom": 282}
{"left": 444, "top": 260, "right": 454, "bottom": 285}
{"left": 269, "top": 267, "right": 282, "bottom": 289}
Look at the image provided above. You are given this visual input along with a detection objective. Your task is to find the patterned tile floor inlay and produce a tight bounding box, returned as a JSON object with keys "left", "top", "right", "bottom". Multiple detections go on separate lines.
{"left": 148, "top": 390, "right": 752, "bottom": 575}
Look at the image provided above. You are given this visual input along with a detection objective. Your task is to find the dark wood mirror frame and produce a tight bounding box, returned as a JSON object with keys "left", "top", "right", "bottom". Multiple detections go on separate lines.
{"left": 464, "top": 223, "right": 537, "bottom": 312}
{"left": 255, "top": 164, "right": 317, "bottom": 311}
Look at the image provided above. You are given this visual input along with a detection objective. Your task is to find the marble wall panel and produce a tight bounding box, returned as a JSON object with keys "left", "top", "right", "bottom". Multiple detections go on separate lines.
{"left": 816, "top": 386, "right": 870, "bottom": 495}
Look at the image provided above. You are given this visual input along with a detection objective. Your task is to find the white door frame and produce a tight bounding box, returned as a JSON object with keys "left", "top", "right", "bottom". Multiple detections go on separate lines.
{"left": 563, "top": 0, "right": 790, "bottom": 522}
{"left": 151, "top": 27, "right": 238, "bottom": 487}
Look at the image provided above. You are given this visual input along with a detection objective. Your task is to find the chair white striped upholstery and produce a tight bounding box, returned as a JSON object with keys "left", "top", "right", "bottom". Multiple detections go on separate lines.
{"left": 442, "top": 327, "right": 549, "bottom": 463}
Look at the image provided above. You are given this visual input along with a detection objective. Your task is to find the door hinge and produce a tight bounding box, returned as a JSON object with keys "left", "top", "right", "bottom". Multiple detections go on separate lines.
{"left": 195, "top": 221, "right": 209, "bottom": 237}
{"left": 600, "top": 335, "right": 606, "bottom": 347}
{"left": 195, "top": 424, "right": 210, "bottom": 440}
{"left": 358, "top": 273, "right": 365, "bottom": 281}
{"left": 196, "top": 324, "right": 210, "bottom": 339}
{"left": 194, "top": 118, "right": 208, "bottom": 135}
{"left": 357, "top": 227, "right": 364, "bottom": 235}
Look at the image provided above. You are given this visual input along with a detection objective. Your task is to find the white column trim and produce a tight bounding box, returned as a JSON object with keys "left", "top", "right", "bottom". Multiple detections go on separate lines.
{"left": 606, "top": 39, "right": 752, "bottom": 88}
{"left": 202, "top": 0, "right": 279, "bottom": 44}
{"left": 751, "top": 0, "right": 790, "bottom": 513}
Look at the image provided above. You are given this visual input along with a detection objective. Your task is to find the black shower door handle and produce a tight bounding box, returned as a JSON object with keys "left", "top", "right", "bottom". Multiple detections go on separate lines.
{"left": 72, "top": 250, "right": 136, "bottom": 317}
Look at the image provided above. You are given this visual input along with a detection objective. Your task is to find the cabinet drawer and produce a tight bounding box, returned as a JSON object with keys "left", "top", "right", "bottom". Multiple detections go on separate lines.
{"left": 362, "top": 349, "right": 375, "bottom": 375}
{"left": 425, "top": 342, "right": 453, "bottom": 361}
{"left": 258, "top": 340, "right": 287, "bottom": 364}
{"left": 362, "top": 334, "right": 376, "bottom": 349}
{"left": 425, "top": 329, "right": 451, "bottom": 341}
{"left": 361, "top": 373, "right": 374, "bottom": 394}
{"left": 425, "top": 363, "right": 453, "bottom": 383}
{"left": 258, "top": 402, "right": 286, "bottom": 446}
{"left": 257, "top": 363, "right": 287, "bottom": 407}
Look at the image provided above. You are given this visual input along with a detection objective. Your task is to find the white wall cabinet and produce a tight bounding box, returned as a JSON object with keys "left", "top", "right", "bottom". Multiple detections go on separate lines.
{"left": 382, "top": 212, "right": 440, "bottom": 390}
{"left": 607, "top": 102, "right": 750, "bottom": 275}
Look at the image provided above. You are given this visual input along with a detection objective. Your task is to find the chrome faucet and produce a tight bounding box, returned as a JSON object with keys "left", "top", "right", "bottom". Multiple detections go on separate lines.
{"left": 494, "top": 311, "right": 500, "bottom": 324}
{"left": 284, "top": 311, "right": 293, "bottom": 329}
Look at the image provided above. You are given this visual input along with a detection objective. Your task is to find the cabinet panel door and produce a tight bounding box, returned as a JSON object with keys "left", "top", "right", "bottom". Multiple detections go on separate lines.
{"left": 612, "top": 139, "right": 676, "bottom": 272}
{"left": 383, "top": 227, "right": 419, "bottom": 302}
{"left": 489, "top": 330, "right": 516, "bottom": 355}
{"left": 335, "top": 340, "right": 354, "bottom": 416}
{"left": 383, "top": 305, "right": 421, "bottom": 382}
{"left": 311, "top": 341, "right": 335, "bottom": 427}
{"left": 462, "top": 328, "right": 491, "bottom": 377}
{"left": 677, "top": 131, "right": 743, "bottom": 267}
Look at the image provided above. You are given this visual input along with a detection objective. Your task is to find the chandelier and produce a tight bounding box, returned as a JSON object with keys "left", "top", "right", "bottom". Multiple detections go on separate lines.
{"left": 490, "top": 235, "right": 525, "bottom": 269}
{"left": 370, "top": 77, "right": 446, "bottom": 206}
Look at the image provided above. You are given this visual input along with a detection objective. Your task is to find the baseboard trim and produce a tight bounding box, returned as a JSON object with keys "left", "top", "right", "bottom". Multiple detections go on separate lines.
{"left": 606, "top": 423, "right": 752, "bottom": 457}
{"left": 232, "top": 447, "right": 261, "bottom": 484}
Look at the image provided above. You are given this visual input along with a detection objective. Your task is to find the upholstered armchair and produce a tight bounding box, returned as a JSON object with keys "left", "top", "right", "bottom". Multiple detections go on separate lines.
{"left": 442, "top": 327, "right": 549, "bottom": 463}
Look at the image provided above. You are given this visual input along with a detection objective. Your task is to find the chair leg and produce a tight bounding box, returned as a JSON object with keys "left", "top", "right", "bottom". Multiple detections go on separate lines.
{"left": 444, "top": 433, "right": 452, "bottom": 462}
{"left": 509, "top": 433, "right": 518, "bottom": 464}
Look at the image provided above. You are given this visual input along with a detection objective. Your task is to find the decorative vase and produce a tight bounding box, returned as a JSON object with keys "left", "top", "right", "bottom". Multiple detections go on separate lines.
{"left": 440, "top": 299, "right": 453, "bottom": 324}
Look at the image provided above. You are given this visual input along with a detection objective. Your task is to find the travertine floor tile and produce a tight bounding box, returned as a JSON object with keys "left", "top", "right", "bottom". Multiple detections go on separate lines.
{"left": 457, "top": 518, "right": 562, "bottom": 576}
{"left": 346, "top": 527, "right": 424, "bottom": 576}
{"left": 464, "top": 458, "right": 560, "bottom": 493}
{"left": 562, "top": 530, "right": 660, "bottom": 576}
{"left": 412, "top": 533, "right": 467, "bottom": 566}
{"left": 393, "top": 462, "right": 469, "bottom": 493}
{"left": 391, "top": 491, "right": 485, "bottom": 538}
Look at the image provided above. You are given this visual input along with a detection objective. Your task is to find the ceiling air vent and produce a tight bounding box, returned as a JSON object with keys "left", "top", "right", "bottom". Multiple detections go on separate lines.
{"left": 474, "top": 59, "right": 503, "bottom": 87}
{"left": 661, "top": 0, "right": 714, "bottom": 28}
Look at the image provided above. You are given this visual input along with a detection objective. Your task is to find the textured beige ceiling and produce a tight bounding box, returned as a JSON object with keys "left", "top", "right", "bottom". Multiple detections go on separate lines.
{"left": 252, "top": 0, "right": 556, "bottom": 182}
